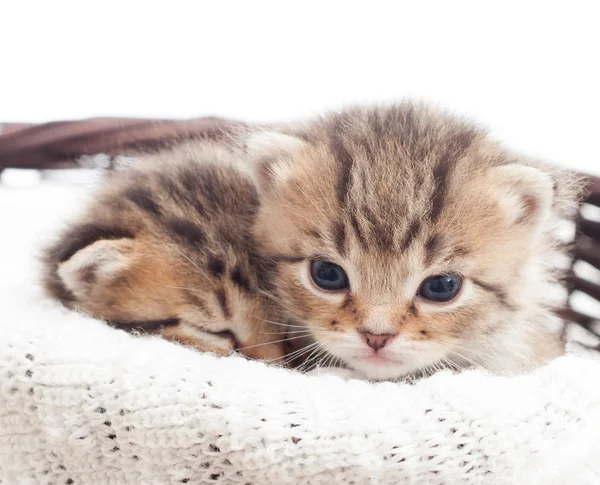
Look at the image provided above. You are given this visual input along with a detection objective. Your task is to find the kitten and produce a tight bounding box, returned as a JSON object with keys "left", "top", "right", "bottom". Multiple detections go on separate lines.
{"left": 243, "top": 102, "right": 582, "bottom": 380}
{"left": 43, "top": 141, "right": 286, "bottom": 361}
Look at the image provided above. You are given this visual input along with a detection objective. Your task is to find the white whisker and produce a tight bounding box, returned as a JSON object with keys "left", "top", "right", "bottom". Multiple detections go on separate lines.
{"left": 169, "top": 245, "right": 216, "bottom": 289}
{"left": 237, "top": 334, "right": 313, "bottom": 352}
{"left": 165, "top": 285, "right": 204, "bottom": 293}
{"left": 434, "top": 340, "right": 483, "bottom": 369}
{"left": 299, "top": 345, "right": 327, "bottom": 372}
{"left": 271, "top": 341, "right": 321, "bottom": 364}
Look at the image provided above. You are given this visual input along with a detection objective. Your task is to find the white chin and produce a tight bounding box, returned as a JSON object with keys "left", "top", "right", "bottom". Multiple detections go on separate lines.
{"left": 344, "top": 357, "right": 418, "bottom": 381}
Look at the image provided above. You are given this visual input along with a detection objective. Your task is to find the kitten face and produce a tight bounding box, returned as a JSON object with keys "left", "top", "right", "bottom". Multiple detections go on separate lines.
{"left": 249, "top": 104, "right": 577, "bottom": 379}
{"left": 44, "top": 145, "right": 285, "bottom": 361}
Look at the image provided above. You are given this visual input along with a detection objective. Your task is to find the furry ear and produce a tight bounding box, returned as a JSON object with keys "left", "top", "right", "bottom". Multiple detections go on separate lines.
{"left": 487, "top": 163, "right": 554, "bottom": 231}
{"left": 57, "top": 238, "right": 134, "bottom": 301}
{"left": 245, "top": 131, "right": 306, "bottom": 194}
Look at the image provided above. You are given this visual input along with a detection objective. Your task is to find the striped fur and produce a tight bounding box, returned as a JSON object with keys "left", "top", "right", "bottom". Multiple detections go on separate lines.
{"left": 43, "top": 141, "right": 286, "bottom": 361}
{"left": 247, "top": 102, "right": 584, "bottom": 379}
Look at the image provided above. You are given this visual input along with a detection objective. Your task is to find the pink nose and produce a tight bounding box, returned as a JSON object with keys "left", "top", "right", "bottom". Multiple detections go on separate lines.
{"left": 360, "top": 331, "right": 397, "bottom": 351}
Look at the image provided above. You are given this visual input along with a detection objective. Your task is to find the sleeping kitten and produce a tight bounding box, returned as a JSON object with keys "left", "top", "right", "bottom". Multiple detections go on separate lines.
{"left": 43, "top": 141, "right": 286, "bottom": 361}
{"left": 243, "top": 102, "right": 582, "bottom": 380}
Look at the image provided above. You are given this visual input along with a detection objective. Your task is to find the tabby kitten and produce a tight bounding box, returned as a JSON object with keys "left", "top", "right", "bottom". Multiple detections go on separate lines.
{"left": 244, "top": 103, "right": 582, "bottom": 380}
{"left": 43, "top": 141, "right": 285, "bottom": 361}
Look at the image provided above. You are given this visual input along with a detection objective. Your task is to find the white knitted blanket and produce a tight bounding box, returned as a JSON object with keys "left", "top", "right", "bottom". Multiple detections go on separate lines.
{"left": 2, "top": 183, "right": 600, "bottom": 485}
{"left": 2, "top": 296, "right": 600, "bottom": 485}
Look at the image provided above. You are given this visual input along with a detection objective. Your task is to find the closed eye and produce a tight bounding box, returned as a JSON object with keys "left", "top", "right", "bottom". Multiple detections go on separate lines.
{"left": 203, "top": 328, "right": 240, "bottom": 350}
{"left": 106, "top": 318, "right": 239, "bottom": 349}
{"left": 106, "top": 318, "right": 181, "bottom": 332}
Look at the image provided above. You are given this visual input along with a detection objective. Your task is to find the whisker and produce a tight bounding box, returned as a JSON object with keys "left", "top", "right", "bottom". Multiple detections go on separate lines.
{"left": 271, "top": 341, "right": 321, "bottom": 364}
{"left": 169, "top": 245, "right": 216, "bottom": 289}
{"left": 413, "top": 350, "right": 436, "bottom": 377}
{"left": 256, "top": 289, "right": 282, "bottom": 303}
{"left": 280, "top": 208, "right": 318, "bottom": 228}
{"left": 254, "top": 320, "right": 331, "bottom": 336}
{"left": 263, "top": 328, "right": 327, "bottom": 336}
{"left": 313, "top": 350, "right": 332, "bottom": 371}
{"left": 165, "top": 285, "right": 204, "bottom": 293}
{"left": 237, "top": 334, "right": 311, "bottom": 352}
{"left": 315, "top": 350, "right": 332, "bottom": 370}
{"left": 434, "top": 336, "right": 516, "bottom": 370}
{"left": 298, "top": 345, "right": 327, "bottom": 372}
{"left": 282, "top": 351, "right": 318, "bottom": 368}
{"left": 434, "top": 341, "right": 483, "bottom": 369}
{"left": 253, "top": 318, "right": 310, "bottom": 330}
{"left": 287, "top": 342, "right": 324, "bottom": 367}
{"left": 440, "top": 357, "right": 462, "bottom": 372}
{"left": 316, "top": 353, "right": 329, "bottom": 370}
{"left": 433, "top": 337, "right": 486, "bottom": 355}
{"left": 323, "top": 351, "right": 341, "bottom": 370}
{"left": 295, "top": 185, "right": 331, "bottom": 223}
{"left": 263, "top": 330, "right": 316, "bottom": 336}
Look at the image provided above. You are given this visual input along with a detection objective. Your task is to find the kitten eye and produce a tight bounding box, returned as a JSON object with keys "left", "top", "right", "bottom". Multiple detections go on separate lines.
{"left": 205, "top": 328, "right": 240, "bottom": 350}
{"left": 418, "top": 274, "right": 462, "bottom": 302}
{"left": 310, "top": 260, "right": 349, "bottom": 291}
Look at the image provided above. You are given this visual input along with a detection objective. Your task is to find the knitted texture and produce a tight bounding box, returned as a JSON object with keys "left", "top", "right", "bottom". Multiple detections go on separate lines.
{"left": 2, "top": 294, "right": 600, "bottom": 485}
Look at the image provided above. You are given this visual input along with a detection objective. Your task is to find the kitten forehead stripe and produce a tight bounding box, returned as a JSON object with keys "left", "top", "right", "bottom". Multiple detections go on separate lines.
{"left": 372, "top": 213, "right": 395, "bottom": 251}
{"left": 215, "top": 288, "right": 231, "bottom": 319}
{"left": 430, "top": 156, "right": 452, "bottom": 222}
{"left": 331, "top": 221, "right": 347, "bottom": 257}
{"left": 430, "top": 130, "right": 478, "bottom": 222}
{"left": 306, "top": 229, "right": 323, "bottom": 240}
{"left": 166, "top": 218, "right": 207, "bottom": 247}
{"left": 207, "top": 256, "right": 226, "bottom": 277}
{"left": 453, "top": 245, "right": 471, "bottom": 257}
{"left": 400, "top": 219, "right": 422, "bottom": 252}
{"left": 230, "top": 265, "right": 252, "bottom": 293}
{"left": 329, "top": 131, "right": 354, "bottom": 207}
{"left": 125, "top": 186, "right": 162, "bottom": 217}
{"left": 424, "top": 234, "right": 443, "bottom": 266}
{"left": 267, "top": 254, "right": 305, "bottom": 264}
{"left": 349, "top": 212, "right": 367, "bottom": 248}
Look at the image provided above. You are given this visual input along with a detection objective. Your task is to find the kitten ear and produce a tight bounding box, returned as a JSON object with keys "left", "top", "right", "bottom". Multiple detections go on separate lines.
{"left": 57, "top": 239, "right": 134, "bottom": 301}
{"left": 487, "top": 163, "right": 554, "bottom": 230}
{"left": 245, "top": 131, "right": 306, "bottom": 194}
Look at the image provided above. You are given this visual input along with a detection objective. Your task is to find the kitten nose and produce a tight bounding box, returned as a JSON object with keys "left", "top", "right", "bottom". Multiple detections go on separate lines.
{"left": 360, "top": 331, "right": 396, "bottom": 351}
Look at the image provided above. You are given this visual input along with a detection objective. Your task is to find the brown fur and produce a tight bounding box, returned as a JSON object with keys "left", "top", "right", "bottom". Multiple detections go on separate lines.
{"left": 42, "top": 102, "right": 584, "bottom": 378}
{"left": 245, "top": 102, "right": 584, "bottom": 379}
{"left": 43, "top": 142, "right": 286, "bottom": 361}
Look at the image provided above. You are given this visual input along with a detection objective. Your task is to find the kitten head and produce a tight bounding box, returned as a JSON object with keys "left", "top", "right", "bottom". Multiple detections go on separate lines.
{"left": 43, "top": 148, "right": 285, "bottom": 361}
{"left": 246, "top": 103, "right": 581, "bottom": 379}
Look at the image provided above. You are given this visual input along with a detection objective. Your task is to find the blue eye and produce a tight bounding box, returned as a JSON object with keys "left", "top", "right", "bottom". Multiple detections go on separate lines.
{"left": 419, "top": 274, "right": 462, "bottom": 302}
{"left": 310, "top": 260, "right": 349, "bottom": 291}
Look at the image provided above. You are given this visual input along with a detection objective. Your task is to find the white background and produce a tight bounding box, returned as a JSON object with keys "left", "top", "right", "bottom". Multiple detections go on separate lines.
{"left": 1, "top": 1, "right": 599, "bottom": 174}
